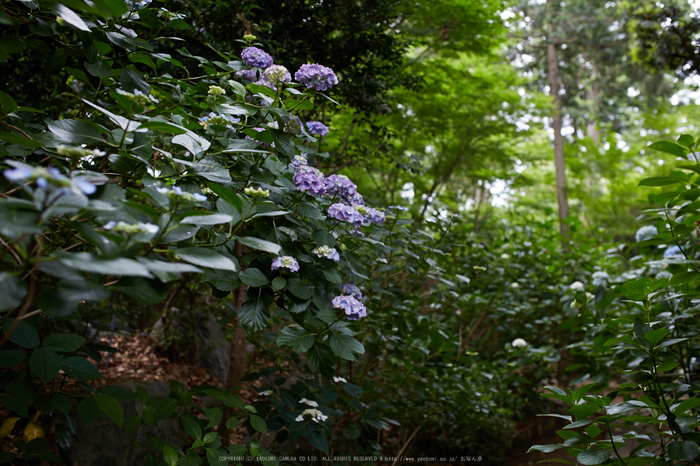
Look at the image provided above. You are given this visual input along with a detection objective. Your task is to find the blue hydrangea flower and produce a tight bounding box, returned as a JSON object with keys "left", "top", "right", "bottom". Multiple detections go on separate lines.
{"left": 389, "top": 205, "right": 409, "bottom": 212}
{"left": 313, "top": 245, "right": 340, "bottom": 261}
{"left": 324, "top": 175, "right": 357, "bottom": 199}
{"left": 271, "top": 256, "right": 300, "bottom": 272}
{"left": 156, "top": 186, "right": 207, "bottom": 202}
{"left": 236, "top": 69, "right": 258, "bottom": 81}
{"left": 306, "top": 121, "right": 329, "bottom": 137}
{"left": 4, "top": 163, "right": 95, "bottom": 195}
{"left": 363, "top": 207, "right": 385, "bottom": 225}
{"left": 349, "top": 192, "right": 364, "bottom": 206}
{"left": 327, "top": 203, "right": 365, "bottom": 227}
{"left": 635, "top": 225, "right": 658, "bottom": 242}
{"left": 278, "top": 226, "right": 298, "bottom": 241}
{"left": 332, "top": 295, "right": 367, "bottom": 321}
{"left": 664, "top": 245, "right": 684, "bottom": 258}
{"left": 294, "top": 64, "right": 339, "bottom": 91}
{"left": 290, "top": 155, "right": 308, "bottom": 169}
{"left": 241, "top": 47, "right": 273, "bottom": 68}
{"left": 339, "top": 283, "right": 362, "bottom": 300}
{"left": 4, "top": 166, "right": 33, "bottom": 181}
{"left": 293, "top": 165, "right": 326, "bottom": 196}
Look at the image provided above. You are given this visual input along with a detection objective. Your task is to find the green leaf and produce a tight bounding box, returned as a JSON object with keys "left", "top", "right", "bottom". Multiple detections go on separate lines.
{"left": 271, "top": 277, "right": 286, "bottom": 292}
{"left": 0, "top": 350, "right": 25, "bottom": 368}
{"left": 174, "top": 247, "right": 239, "bottom": 272}
{"left": 51, "top": 394, "right": 72, "bottom": 414}
{"left": 0, "top": 90, "right": 18, "bottom": 113}
{"left": 85, "top": 60, "right": 113, "bottom": 77}
{"left": 181, "top": 416, "right": 202, "bottom": 440}
{"left": 678, "top": 134, "right": 695, "bottom": 149}
{"left": 139, "top": 119, "right": 187, "bottom": 134}
{"left": 236, "top": 237, "right": 281, "bottom": 255}
{"left": 330, "top": 333, "right": 365, "bottom": 361}
{"left": 62, "top": 356, "right": 103, "bottom": 380}
{"left": 56, "top": 253, "right": 153, "bottom": 277}
{"left": 307, "top": 342, "right": 335, "bottom": 378}
{"left": 0, "top": 274, "right": 27, "bottom": 312}
{"left": 77, "top": 397, "right": 101, "bottom": 425}
{"left": 43, "top": 333, "right": 86, "bottom": 352}
{"left": 567, "top": 402, "right": 599, "bottom": 420}
{"left": 638, "top": 176, "right": 687, "bottom": 187}
{"left": 29, "top": 348, "right": 62, "bottom": 383}
{"left": 644, "top": 328, "right": 670, "bottom": 345}
{"left": 308, "top": 431, "right": 329, "bottom": 455}
{"left": 181, "top": 213, "right": 233, "bottom": 225}
{"left": 668, "top": 441, "right": 699, "bottom": 461}
{"left": 239, "top": 298, "right": 270, "bottom": 332}
{"left": 649, "top": 140, "right": 687, "bottom": 157}
{"left": 276, "top": 327, "right": 314, "bottom": 352}
{"left": 527, "top": 444, "right": 564, "bottom": 453}
{"left": 0, "top": 131, "right": 41, "bottom": 147}
{"left": 150, "top": 397, "right": 178, "bottom": 422}
{"left": 576, "top": 450, "right": 611, "bottom": 465}
{"left": 48, "top": 119, "right": 106, "bottom": 145}
{"left": 269, "top": 129, "right": 295, "bottom": 157}
{"left": 207, "top": 184, "right": 242, "bottom": 211}
{"left": 2, "top": 319, "right": 40, "bottom": 349}
{"left": 52, "top": 3, "right": 91, "bottom": 31}
{"left": 286, "top": 278, "right": 312, "bottom": 300}
{"left": 163, "top": 445, "right": 178, "bottom": 466}
{"left": 249, "top": 414, "right": 267, "bottom": 434}
{"left": 239, "top": 268, "right": 270, "bottom": 287}
{"left": 94, "top": 393, "right": 124, "bottom": 427}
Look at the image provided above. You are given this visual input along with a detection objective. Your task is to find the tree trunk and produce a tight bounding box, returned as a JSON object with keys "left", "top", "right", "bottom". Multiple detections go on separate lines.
{"left": 546, "top": 3, "right": 569, "bottom": 240}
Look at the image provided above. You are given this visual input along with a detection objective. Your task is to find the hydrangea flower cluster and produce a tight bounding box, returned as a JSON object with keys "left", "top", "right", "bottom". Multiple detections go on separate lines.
{"left": 635, "top": 225, "right": 658, "bottom": 242}
{"left": 325, "top": 175, "right": 357, "bottom": 199}
{"left": 103, "top": 221, "right": 159, "bottom": 235}
{"left": 290, "top": 155, "right": 308, "bottom": 169}
{"left": 306, "top": 121, "right": 329, "bottom": 137}
{"left": 592, "top": 271, "right": 611, "bottom": 287}
{"left": 156, "top": 186, "right": 207, "bottom": 202}
{"left": 157, "top": 8, "right": 185, "bottom": 21}
{"left": 313, "top": 245, "right": 340, "bottom": 261}
{"left": 56, "top": 145, "right": 106, "bottom": 159}
{"left": 512, "top": 338, "right": 528, "bottom": 348}
{"left": 208, "top": 85, "right": 226, "bottom": 96}
{"left": 664, "top": 245, "right": 684, "bottom": 258}
{"left": 333, "top": 376, "right": 347, "bottom": 383}
{"left": 258, "top": 390, "right": 273, "bottom": 396}
{"left": 295, "top": 408, "right": 328, "bottom": 423}
{"left": 327, "top": 203, "right": 364, "bottom": 227}
{"left": 293, "top": 165, "right": 326, "bottom": 195}
{"left": 198, "top": 113, "right": 239, "bottom": 130}
{"left": 271, "top": 256, "right": 300, "bottom": 272}
{"left": 355, "top": 205, "right": 385, "bottom": 225}
{"left": 4, "top": 163, "right": 96, "bottom": 195}
{"left": 244, "top": 186, "right": 270, "bottom": 198}
{"left": 569, "top": 281, "right": 584, "bottom": 291}
{"left": 332, "top": 295, "right": 367, "bottom": 321}
{"left": 339, "top": 283, "right": 362, "bottom": 300}
{"left": 241, "top": 47, "right": 274, "bottom": 69}
{"left": 294, "top": 64, "right": 338, "bottom": 91}
{"left": 116, "top": 88, "right": 159, "bottom": 104}
{"left": 257, "top": 65, "right": 291, "bottom": 90}
{"left": 299, "top": 398, "right": 318, "bottom": 407}
{"left": 278, "top": 227, "right": 298, "bottom": 241}
{"left": 235, "top": 69, "right": 258, "bottom": 81}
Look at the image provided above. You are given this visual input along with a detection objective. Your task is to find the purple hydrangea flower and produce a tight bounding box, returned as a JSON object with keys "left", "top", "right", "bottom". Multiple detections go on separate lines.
{"left": 271, "top": 256, "right": 300, "bottom": 272}
{"left": 257, "top": 65, "right": 291, "bottom": 91}
{"left": 74, "top": 177, "right": 96, "bottom": 195}
{"left": 241, "top": 47, "right": 273, "bottom": 69}
{"left": 236, "top": 69, "right": 258, "bottom": 81}
{"left": 290, "top": 155, "right": 308, "bottom": 169}
{"left": 294, "top": 64, "right": 339, "bottom": 91}
{"left": 363, "top": 207, "right": 385, "bottom": 225}
{"left": 313, "top": 245, "right": 340, "bottom": 261}
{"left": 349, "top": 192, "right": 364, "bottom": 206}
{"left": 339, "top": 283, "right": 362, "bottom": 300}
{"left": 327, "top": 203, "right": 364, "bottom": 227}
{"left": 306, "top": 121, "right": 329, "bottom": 137}
{"left": 325, "top": 175, "right": 357, "bottom": 199}
{"left": 332, "top": 295, "right": 367, "bottom": 321}
{"left": 293, "top": 165, "right": 326, "bottom": 196}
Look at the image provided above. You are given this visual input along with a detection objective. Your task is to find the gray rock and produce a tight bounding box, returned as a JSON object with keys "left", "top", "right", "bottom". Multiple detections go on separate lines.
{"left": 194, "top": 312, "right": 230, "bottom": 384}
{"left": 64, "top": 381, "right": 185, "bottom": 466}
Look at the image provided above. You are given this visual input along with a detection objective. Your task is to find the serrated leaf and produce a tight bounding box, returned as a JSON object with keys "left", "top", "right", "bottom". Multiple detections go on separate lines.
{"left": 271, "top": 277, "right": 286, "bottom": 292}
{"left": 276, "top": 327, "right": 314, "bottom": 352}
{"left": 307, "top": 343, "right": 335, "bottom": 378}
{"left": 286, "top": 278, "right": 312, "bottom": 299}
{"left": 239, "top": 268, "right": 269, "bottom": 287}
{"left": 239, "top": 298, "right": 270, "bottom": 332}
{"left": 330, "top": 333, "right": 365, "bottom": 361}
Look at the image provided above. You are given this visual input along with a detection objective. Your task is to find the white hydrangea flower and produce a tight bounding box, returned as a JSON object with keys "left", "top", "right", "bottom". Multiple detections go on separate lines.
{"left": 299, "top": 398, "right": 318, "bottom": 407}
{"left": 510, "top": 282, "right": 519, "bottom": 288}
{"left": 570, "top": 281, "right": 584, "bottom": 291}
{"left": 259, "top": 390, "right": 273, "bottom": 396}
{"left": 333, "top": 377, "right": 347, "bottom": 383}
{"left": 512, "top": 338, "right": 528, "bottom": 348}
{"left": 500, "top": 253, "right": 510, "bottom": 260}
